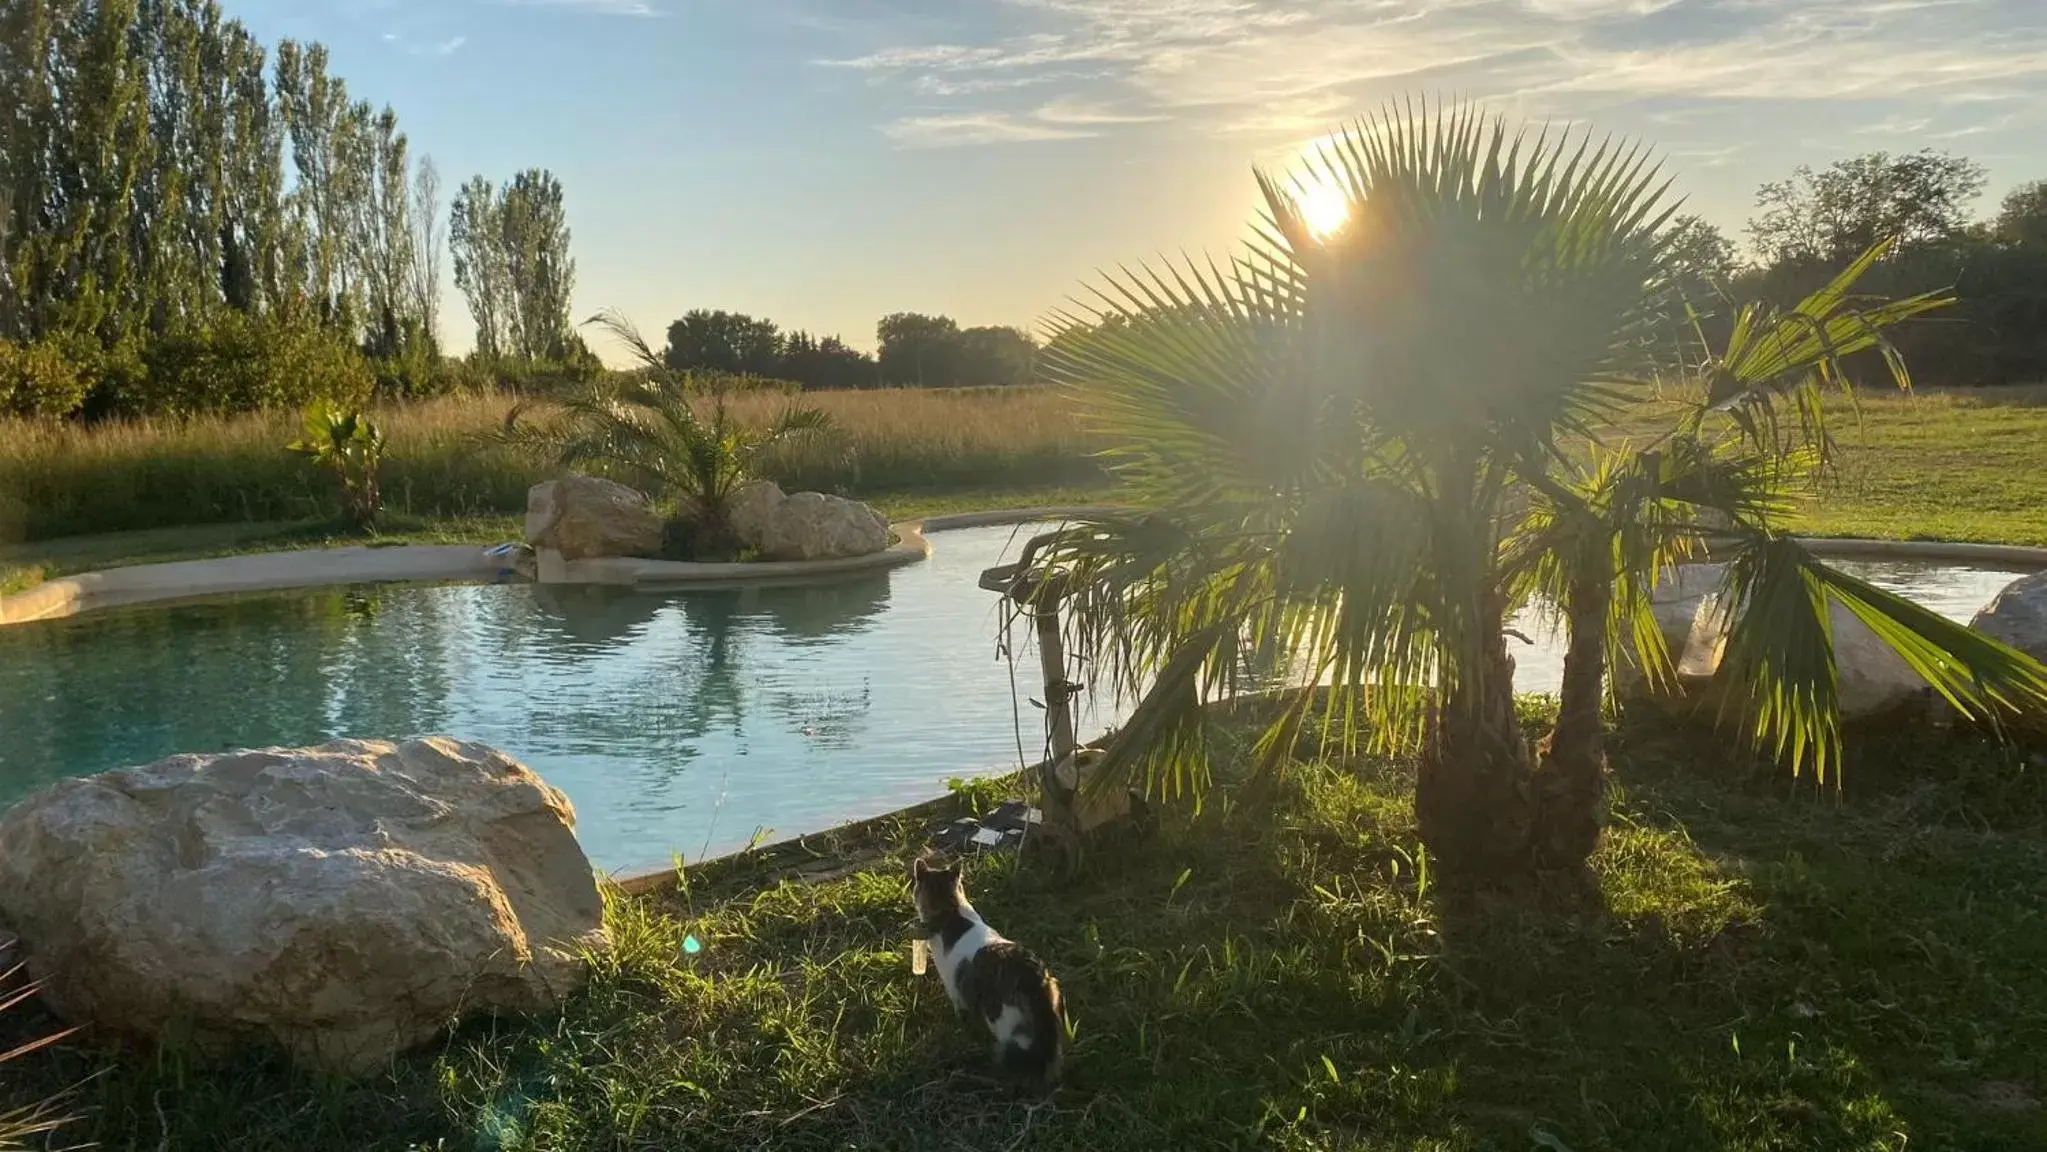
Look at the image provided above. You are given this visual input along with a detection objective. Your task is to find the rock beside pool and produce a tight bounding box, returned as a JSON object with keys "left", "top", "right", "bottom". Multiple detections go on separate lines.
{"left": 526, "top": 477, "right": 663, "bottom": 561}
{"left": 1612, "top": 563, "right": 1729, "bottom": 701}
{"left": 1617, "top": 562, "right": 1933, "bottom": 721}
{"left": 729, "top": 480, "right": 889, "bottom": 561}
{"left": 1971, "top": 571, "right": 2047, "bottom": 661}
{"left": 0, "top": 738, "right": 607, "bottom": 1076}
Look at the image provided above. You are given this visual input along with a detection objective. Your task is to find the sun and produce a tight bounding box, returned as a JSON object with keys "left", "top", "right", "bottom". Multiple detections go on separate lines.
{"left": 1293, "top": 178, "right": 1351, "bottom": 239}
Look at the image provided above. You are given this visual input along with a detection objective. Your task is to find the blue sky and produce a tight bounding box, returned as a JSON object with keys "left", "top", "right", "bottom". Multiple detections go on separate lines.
{"left": 232, "top": 0, "right": 2047, "bottom": 357}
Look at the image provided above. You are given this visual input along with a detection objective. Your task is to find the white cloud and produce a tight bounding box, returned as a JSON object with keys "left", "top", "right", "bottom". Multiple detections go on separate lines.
{"left": 434, "top": 35, "right": 468, "bottom": 56}
{"left": 819, "top": 0, "right": 2047, "bottom": 151}
{"left": 884, "top": 112, "right": 1097, "bottom": 148}
{"left": 502, "top": 0, "right": 660, "bottom": 16}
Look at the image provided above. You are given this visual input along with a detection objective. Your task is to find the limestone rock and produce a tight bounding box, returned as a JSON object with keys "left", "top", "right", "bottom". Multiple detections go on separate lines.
{"left": 1614, "top": 563, "right": 1728, "bottom": 701}
{"left": 1972, "top": 571, "right": 2047, "bottom": 663}
{"left": 525, "top": 477, "right": 662, "bottom": 561}
{"left": 729, "top": 480, "right": 889, "bottom": 561}
{"left": 0, "top": 738, "right": 606, "bottom": 1075}
{"left": 1621, "top": 563, "right": 1932, "bottom": 721}
{"left": 728, "top": 480, "right": 786, "bottom": 553}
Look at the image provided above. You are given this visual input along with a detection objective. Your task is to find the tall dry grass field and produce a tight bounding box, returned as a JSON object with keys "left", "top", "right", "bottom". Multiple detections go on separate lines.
{"left": 0, "top": 387, "right": 1100, "bottom": 544}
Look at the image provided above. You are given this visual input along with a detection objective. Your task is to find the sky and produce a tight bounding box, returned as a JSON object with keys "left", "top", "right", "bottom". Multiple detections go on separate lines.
{"left": 229, "top": 0, "right": 2047, "bottom": 357}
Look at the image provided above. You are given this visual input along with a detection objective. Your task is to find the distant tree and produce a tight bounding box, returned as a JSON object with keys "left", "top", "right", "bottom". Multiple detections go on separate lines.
{"left": 1993, "top": 180, "right": 2047, "bottom": 249}
{"left": 781, "top": 331, "right": 876, "bottom": 390}
{"left": 876, "top": 312, "right": 960, "bottom": 387}
{"left": 409, "top": 155, "right": 443, "bottom": 345}
{"left": 664, "top": 309, "right": 781, "bottom": 375}
{"left": 1664, "top": 215, "right": 1739, "bottom": 289}
{"left": 955, "top": 325, "right": 1038, "bottom": 386}
{"left": 1747, "top": 150, "right": 1986, "bottom": 265}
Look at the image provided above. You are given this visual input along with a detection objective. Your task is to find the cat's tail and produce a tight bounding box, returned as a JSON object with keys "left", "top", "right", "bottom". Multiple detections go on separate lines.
{"left": 999, "top": 974, "right": 1067, "bottom": 1087}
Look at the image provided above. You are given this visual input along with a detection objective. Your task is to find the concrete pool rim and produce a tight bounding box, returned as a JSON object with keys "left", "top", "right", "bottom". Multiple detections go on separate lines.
{"left": 0, "top": 507, "right": 1130, "bottom": 627}
{"left": 2, "top": 515, "right": 2041, "bottom": 627}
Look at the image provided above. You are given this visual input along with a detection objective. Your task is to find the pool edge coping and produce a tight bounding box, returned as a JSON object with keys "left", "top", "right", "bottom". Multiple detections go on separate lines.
{"left": 0, "top": 506, "right": 1133, "bottom": 627}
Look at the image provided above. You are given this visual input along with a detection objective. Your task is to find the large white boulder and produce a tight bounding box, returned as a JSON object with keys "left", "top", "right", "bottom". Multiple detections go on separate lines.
{"left": 1614, "top": 563, "right": 1728, "bottom": 700}
{"left": 1972, "top": 571, "right": 2047, "bottom": 663}
{"left": 526, "top": 477, "right": 663, "bottom": 562}
{"left": 1619, "top": 562, "right": 1932, "bottom": 721}
{"left": 729, "top": 480, "right": 889, "bottom": 561}
{"left": 0, "top": 738, "right": 606, "bottom": 1075}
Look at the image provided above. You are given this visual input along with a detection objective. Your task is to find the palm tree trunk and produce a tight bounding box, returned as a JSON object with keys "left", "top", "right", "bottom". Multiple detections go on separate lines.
{"left": 1532, "top": 568, "right": 1610, "bottom": 871}
{"left": 1416, "top": 588, "right": 1536, "bottom": 881}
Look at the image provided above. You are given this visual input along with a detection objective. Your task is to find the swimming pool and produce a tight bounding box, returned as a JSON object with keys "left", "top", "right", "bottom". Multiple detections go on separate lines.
{"left": 0, "top": 527, "right": 2029, "bottom": 872}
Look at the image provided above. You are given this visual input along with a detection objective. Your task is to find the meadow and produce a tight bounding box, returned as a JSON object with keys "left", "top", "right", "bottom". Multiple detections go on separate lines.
{"left": 5, "top": 699, "right": 2043, "bottom": 1150}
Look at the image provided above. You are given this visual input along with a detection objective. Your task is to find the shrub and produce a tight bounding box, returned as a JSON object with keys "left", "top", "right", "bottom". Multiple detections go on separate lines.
{"left": 138, "top": 314, "right": 373, "bottom": 417}
{"left": 0, "top": 340, "right": 87, "bottom": 418}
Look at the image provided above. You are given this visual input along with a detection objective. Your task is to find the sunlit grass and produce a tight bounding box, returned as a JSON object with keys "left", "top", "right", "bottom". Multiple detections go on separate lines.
{"left": 0, "top": 387, "right": 1105, "bottom": 547}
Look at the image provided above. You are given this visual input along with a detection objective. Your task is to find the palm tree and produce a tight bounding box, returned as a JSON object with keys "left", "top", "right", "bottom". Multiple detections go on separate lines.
{"left": 499, "top": 310, "right": 831, "bottom": 558}
{"left": 1033, "top": 103, "right": 2047, "bottom": 883}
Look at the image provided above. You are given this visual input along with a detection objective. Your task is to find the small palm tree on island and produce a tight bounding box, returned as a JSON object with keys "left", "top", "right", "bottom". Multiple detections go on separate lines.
{"left": 1032, "top": 102, "right": 2047, "bottom": 883}
{"left": 498, "top": 309, "right": 831, "bottom": 558}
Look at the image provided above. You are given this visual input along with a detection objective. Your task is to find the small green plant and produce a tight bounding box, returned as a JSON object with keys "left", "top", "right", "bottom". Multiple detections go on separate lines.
{"left": 945, "top": 774, "right": 1009, "bottom": 815}
{"left": 1, "top": 963, "right": 77, "bottom": 1149}
{"left": 287, "top": 401, "right": 387, "bottom": 530}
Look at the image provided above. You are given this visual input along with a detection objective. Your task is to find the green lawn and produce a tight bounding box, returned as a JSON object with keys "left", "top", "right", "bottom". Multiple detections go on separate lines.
{"left": 7, "top": 702, "right": 2045, "bottom": 1150}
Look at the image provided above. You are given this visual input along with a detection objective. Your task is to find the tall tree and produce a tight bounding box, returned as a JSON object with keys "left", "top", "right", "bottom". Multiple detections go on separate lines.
{"left": 218, "top": 13, "right": 280, "bottom": 315}
{"left": 497, "top": 168, "right": 573, "bottom": 360}
{"left": 356, "top": 106, "right": 413, "bottom": 358}
{"left": 44, "top": 0, "right": 152, "bottom": 344}
{"left": 449, "top": 175, "right": 509, "bottom": 358}
{"left": 409, "top": 154, "right": 441, "bottom": 344}
{"left": 1747, "top": 150, "right": 1986, "bottom": 265}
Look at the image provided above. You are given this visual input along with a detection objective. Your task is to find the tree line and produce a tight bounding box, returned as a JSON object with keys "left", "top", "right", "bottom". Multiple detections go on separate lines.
{"left": 1662, "top": 150, "right": 2047, "bottom": 386}
{"left": 0, "top": 0, "right": 586, "bottom": 420}
{"left": 658, "top": 308, "right": 1040, "bottom": 390}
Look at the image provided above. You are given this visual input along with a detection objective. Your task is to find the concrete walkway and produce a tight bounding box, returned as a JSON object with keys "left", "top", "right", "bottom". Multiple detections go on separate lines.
{"left": 0, "top": 507, "right": 1129, "bottom": 627}
{"left": 5, "top": 507, "right": 2041, "bottom": 629}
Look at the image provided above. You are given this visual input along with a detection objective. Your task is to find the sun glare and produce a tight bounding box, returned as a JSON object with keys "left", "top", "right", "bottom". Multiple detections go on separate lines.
{"left": 1294, "top": 179, "right": 1351, "bottom": 239}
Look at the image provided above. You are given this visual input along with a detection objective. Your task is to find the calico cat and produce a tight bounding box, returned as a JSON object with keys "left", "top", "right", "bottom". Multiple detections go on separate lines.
{"left": 911, "top": 856, "right": 1067, "bottom": 1085}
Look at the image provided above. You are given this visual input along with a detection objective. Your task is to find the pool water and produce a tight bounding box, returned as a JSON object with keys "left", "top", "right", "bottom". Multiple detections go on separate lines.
{"left": 0, "top": 529, "right": 2029, "bottom": 872}
{"left": 0, "top": 525, "right": 1128, "bottom": 872}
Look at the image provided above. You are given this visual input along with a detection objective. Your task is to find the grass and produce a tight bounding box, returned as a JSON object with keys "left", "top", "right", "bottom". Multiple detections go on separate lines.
{"left": 1606, "top": 384, "right": 2047, "bottom": 547}
{"left": 0, "top": 387, "right": 1105, "bottom": 546}
{"left": 6, "top": 701, "right": 2045, "bottom": 1150}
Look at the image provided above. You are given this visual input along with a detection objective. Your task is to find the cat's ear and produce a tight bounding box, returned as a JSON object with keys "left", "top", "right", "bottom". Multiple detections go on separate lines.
{"left": 911, "top": 856, "right": 929, "bottom": 880}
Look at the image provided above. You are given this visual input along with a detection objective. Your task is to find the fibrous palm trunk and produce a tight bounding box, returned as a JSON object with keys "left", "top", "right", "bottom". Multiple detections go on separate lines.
{"left": 1532, "top": 568, "right": 1611, "bottom": 871}
{"left": 1415, "top": 590, "right": 1537, "bottom": 880}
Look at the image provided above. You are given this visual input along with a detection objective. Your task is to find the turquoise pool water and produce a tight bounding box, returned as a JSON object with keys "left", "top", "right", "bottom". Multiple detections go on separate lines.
{"left": 0, "top": 531, "right": 2029, "bottom": 872}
